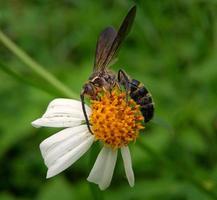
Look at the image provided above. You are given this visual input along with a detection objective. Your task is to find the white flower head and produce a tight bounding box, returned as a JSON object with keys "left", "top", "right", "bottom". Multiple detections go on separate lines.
{"left": 32, "top": 90, "right": 144, "bottom": 190}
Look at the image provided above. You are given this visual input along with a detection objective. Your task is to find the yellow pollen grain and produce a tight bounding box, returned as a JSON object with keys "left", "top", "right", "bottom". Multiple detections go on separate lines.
{"left": 89, "top": 90, "right": 144, "bottom": 149}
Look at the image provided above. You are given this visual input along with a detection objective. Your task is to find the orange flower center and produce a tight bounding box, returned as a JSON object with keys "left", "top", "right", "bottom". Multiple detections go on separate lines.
{"left": 89, "top": 89, "right": 144, "bottom": 149}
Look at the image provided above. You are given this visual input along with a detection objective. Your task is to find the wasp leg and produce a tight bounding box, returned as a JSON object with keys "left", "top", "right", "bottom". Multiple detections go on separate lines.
{"left": 118, "top": 69, "right": 130, "bottom": 91}
{"left": 118, "top": 69, "right": 130, "bottom": 102}
{"left": 80, "top": 93, "right": 94, "bottom": 134}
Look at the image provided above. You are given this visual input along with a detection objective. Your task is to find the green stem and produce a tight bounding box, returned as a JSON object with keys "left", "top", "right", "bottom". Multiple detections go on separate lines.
{"left": 0, "top": 61, "right": 58, "bottom": 96}
{"left": 0, "top": 30, "right": 78, "bottom": 99}
{"left": 137, "top": 140, "right": 217, "bottom": 199}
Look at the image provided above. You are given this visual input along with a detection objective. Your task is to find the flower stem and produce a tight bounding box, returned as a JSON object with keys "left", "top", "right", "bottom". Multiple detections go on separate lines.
{"left": 137, "top": 140, "right": 217, "bottom": 199}
{"left": 0, "top": 30, "right": 78, "bottom": 99}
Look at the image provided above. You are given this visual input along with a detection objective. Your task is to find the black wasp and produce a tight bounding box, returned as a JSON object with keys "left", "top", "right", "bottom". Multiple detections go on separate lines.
{"left": 80, "top": 6, "right": 154, "bottom": 133}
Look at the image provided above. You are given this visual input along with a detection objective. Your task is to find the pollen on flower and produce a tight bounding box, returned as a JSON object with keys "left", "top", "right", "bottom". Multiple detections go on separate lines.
{"left": 89, "top": 89, "right": 144, "bottom": 149}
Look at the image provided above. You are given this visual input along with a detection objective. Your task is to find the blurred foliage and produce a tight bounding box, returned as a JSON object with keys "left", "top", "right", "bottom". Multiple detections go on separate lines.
{"left": 0, "top": 0, "right": 217, "bottom": 199}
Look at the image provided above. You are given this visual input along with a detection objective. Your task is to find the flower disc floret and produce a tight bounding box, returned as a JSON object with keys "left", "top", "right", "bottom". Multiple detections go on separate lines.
{"left": 90, "top": 90, "right": 144, "bottom": 148}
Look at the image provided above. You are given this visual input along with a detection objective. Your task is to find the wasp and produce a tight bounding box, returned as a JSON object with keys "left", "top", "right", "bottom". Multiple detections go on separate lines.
{"left": 80, "top": 6, "right": 154, "bottom": 133}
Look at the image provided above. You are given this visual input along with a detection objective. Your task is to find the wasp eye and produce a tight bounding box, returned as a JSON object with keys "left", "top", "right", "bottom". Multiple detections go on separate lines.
{"left": 83, "top": 83, "right": 94, "bottom": 95}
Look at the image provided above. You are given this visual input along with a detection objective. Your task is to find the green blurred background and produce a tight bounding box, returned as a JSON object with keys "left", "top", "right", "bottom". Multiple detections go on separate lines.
{"left": 1, "top": 0, "right": 217, "bottom": 199}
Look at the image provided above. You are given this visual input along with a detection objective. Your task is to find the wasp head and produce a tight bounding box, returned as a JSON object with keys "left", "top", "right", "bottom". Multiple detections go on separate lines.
{"left": 82, "top": 82, "right": 96, "bottom": 97}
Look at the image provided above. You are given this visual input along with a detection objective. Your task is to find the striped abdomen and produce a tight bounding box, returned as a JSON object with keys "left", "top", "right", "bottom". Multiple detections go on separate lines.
{"left": 129, "top": 79, "right": 154, "bottom": 123}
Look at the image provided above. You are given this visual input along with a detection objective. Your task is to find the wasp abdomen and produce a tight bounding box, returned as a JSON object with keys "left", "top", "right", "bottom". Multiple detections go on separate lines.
{"left": 141, "top": 103, "right": 154, "bottom": 123}
{"left": 129, "top": 79, "right": 154, "bottom": 123}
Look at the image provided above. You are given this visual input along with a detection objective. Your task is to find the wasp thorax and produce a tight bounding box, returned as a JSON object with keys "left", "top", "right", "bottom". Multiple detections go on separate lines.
{"left": 91, "top": 76, "right": 105, "bottom": 87}
{"left": 89, "top": 88, "right": 144, "bottom": 149}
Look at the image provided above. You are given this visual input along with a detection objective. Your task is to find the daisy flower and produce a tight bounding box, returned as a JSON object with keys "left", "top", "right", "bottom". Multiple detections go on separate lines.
{"left": 32, "top": 89, "right": 144, "bottom": 190}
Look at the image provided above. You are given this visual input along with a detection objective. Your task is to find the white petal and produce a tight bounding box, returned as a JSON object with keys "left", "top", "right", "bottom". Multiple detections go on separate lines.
{"left": 32, "top": 117, "right": 83, "bottom": 128}
{"left": 44, "top": 130, "right": 90, "bottom": 167}
{"left": 40, "top": 125, "right": 89, "bottom": 157}
{"left": 31, "top": 98, "right": 91, "bottom": 128}
{"left": 121, "top": 146, "right": 135, "bottom": 187}
{"left": 99, "top": 148, "right": 117, "bottom": 190}
{"left": 87, "top": 147, "right": 110, "bottom": 184}
{"left": 87, "top": 147, "right": 117, "bottom": 190}
{"left": 47, "top": 98, "right": 91, "bottom": 114}
{"left": 46, "top": 135, "right": 94, "bottom": 178}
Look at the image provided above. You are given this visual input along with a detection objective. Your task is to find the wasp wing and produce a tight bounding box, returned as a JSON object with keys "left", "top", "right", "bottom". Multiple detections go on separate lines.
{"left": 101, "top": 5, "right": 136, "bottom": 69}
{"left": 93, "top": 27, "right": 117, "bottom": 72}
